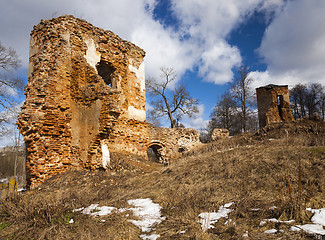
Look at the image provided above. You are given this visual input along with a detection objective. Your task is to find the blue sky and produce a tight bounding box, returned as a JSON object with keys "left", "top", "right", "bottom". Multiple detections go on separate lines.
{"left": 1, "top": 0, "right": 325, "bottom": 143}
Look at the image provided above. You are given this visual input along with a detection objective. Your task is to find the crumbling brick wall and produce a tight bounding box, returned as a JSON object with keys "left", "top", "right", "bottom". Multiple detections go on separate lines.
{"left": 256, "top": 84, "right": 294, "bottom": 128}
{"left": 210, "top": 128, "right": 229, "bottom": 141}
{"left": 18, "top": 15, "right": 200, "bottom": 188}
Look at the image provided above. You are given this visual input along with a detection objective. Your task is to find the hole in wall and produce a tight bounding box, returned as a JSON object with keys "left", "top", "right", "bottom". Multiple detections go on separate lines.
{"left": 277, "top": 95, "right": 284, "bottom": 120}
{"left": 96, "top": 60, "right": 116, "bottom": 88}
{"left": 277, "top": 95, "right": 283, "bottom": 106}
{"left": 147, "top": 144, "right": 163, "bottom": 163}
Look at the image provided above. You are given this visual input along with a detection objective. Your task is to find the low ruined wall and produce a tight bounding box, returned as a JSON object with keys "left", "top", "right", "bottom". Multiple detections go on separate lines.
{"left": 211, "top": 128, "right": 229, "bottom": 141}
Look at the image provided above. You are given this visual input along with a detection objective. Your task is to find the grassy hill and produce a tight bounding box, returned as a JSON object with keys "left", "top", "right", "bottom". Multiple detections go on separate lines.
{"left": 1, "top": 117, "right": 324, "bottom": 239}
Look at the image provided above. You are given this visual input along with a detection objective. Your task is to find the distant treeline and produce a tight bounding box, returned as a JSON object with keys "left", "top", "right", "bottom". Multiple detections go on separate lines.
{"left": 0, "top": 146, "right": 26, "bottom": 188}
{"left": 290, "top": 83, "right": 325, "bottom": 120}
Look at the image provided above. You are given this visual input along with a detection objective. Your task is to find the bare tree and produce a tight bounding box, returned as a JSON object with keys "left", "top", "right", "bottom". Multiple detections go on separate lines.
{"left": 0, "top": 42, "right": 24, "bottom": 140}
{"left": 305, "top": 83, "right": 323, "bottom": 116}
{"left": 210, "top": 92, "right": 239, "bottom": 134}
{"left": 0, "top": 41, "right": 23, "bottom": 111}
{"left": 146, "top": 67, "right": 199, "bottom": 128}
{"left": 320, "top": 92, "right": 325, "bottom": 120}
{"left": 230, "top": 65, "right": 255, "bottom": 132}
{"left": 290, "top": 84, "right": 308, "bottom": 119}
{"left": 290, "top": 83, "right": 324, "bottom": 119}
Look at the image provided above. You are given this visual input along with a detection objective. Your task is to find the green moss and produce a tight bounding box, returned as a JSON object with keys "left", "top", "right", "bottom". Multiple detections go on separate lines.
{"left": 0, "top": 221, "right": 10, "bottom": 230}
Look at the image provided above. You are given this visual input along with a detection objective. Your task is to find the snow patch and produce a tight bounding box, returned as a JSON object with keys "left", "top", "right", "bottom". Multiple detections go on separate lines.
{"left": 264, "top": 218, "right": 295, "bottom": 223}
{"left": 291, "top": 208, "right": 325, "bottom": 238}
{"left": 291, "top": 224, "right": 325, "bottom": 236}
{"left": 198, "top": 202, "right": 234, "bottom": 231}
{"left": 75, "top": 204, "right": 116, "bottom": 216}
{"left": 128, "top": 198, "right": 165, "bottom": 233}
{"left": 139, "top": 233, "right": 160, "bottom": 240}
{"left": 74, "top": 198, "right": 165, "bottom": 240}
{"left": 264, "top": 229, "right": 277, "bottom": 234}
{"left": 307, "top": 208, "right": 325, "bottom": 226}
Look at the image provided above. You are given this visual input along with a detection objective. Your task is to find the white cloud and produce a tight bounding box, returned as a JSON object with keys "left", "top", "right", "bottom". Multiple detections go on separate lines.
{"left": 254, "top": 0, "right": 325, "bottom": 88}
{"left": 169, "top": 0, "right": 287, "bottom": 84}
{"left": 131, "top": 21, "right": 194, "bottom": 83}
{"left": 0, "top": 0, "right": 286, "bottom": 87}
{"left": 182, "top": 104, "right": 209, "bottom": 130}
{"left": 198, "top": 41, "right": 241, "bottom": 84}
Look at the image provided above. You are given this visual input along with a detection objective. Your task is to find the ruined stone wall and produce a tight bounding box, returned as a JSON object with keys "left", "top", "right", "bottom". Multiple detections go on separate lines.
{"left": 18, "top": 15, "right": 200, "bottom": 188}
{"left": 18, "top": 15, "right": 146, "bottom": 187}
{"left": 210, "top": 128, "right": 229, "bottom": 141}
{"left": 148, "top": 127, "right": 200, "bottom": 160}
{"left": 256, "top": 84, "right": 294, "bottom": 128}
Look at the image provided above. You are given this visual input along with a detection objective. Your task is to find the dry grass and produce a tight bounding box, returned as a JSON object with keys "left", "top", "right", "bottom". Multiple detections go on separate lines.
{"left": 1, "top": 118, "right": 324, "bottom": 239}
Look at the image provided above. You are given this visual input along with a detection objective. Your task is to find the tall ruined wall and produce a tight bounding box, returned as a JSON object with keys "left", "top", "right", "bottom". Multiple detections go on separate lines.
{"left": 256, "top": 84, "right": 294, "bottom": 128}
{"left": 17, "top": 15, "right": 146, "bottom": 188}
{"left": 18, "top": 15, "right": 200, "bottom": 188}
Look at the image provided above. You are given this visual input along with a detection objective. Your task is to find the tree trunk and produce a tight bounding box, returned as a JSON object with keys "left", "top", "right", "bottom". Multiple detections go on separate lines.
{"left": 162, "top": 95, "right": 175, "bottom": 128}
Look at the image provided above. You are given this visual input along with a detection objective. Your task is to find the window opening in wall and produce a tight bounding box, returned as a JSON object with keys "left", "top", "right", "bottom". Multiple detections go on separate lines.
{"left": 277, "top": 95, "right": 283, "bottom": 106}
{"left": 147, "top": 144, "right": 163, "bottom": 163}
{"left": 96, "top": 60, "right": 116, "bottom": 88}
{"left": 277, "top": 95, "right": 284, "bottom": 120}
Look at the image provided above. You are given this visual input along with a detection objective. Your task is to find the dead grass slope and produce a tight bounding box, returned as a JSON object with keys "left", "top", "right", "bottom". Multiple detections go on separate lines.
{"left": 1, "top": 118, "right": 324, "bottom": 239}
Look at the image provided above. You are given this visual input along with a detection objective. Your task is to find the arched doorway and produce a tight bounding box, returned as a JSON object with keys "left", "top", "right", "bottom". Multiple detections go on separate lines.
{"left": 147, "top": 142, "right": 165, "bottom": 164}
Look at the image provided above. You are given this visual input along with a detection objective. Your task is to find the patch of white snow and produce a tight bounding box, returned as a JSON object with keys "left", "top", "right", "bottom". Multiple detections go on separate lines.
{"left": 82, "top": 204, "right": 99, "bottom": 214}
{"left": 251, "top": 208, "right": 260, "bottom": 211}
{"left": 307, "top": 208, "right": 325, "bottom": 226}
{"left": 291, "top": 208, "right": 325, "bottom": 238}
{"left": 243, "top": 231, "right": 249, "bottom": 237}
{"left": 128, "top": 198, "right": 165, "bottom": 233}
{"left": 74, "top": 204, "right": 116, "bottom": 216}
{"left": 90, "top": 206, "right": 116, "bottom": 216}
{"left": 199, "top": 202, "right": 234, "bottom": 231}
{"left": 291, "top": 224, "right": 325, "bottom": 236}
{"left": 264, "top": 229, "right": 277, "bottom": 234}
{"left": 140, "top": 233, "right": 160, "bottom": 240}
{"left": 265, "top": 218, "right": 295, "bottom": 223}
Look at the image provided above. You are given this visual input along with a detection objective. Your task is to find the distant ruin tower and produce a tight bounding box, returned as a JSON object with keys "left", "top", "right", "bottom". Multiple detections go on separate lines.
{"left": 256, "top": 84, "right": 294, "bottom": 128}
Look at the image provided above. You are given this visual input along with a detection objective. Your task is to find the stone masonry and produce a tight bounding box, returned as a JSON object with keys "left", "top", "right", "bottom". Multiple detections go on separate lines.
{"left": 256, "top": 84, "right": 294, "bottom": 128}
{"left": 210, "top": 128, "right": 229, "bottom": 141}
{"left": 17, "top": 16, "right": 200, "bottom": 188}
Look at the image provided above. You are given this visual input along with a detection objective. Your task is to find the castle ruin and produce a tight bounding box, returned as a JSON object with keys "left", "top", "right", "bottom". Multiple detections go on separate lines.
{"left": 17, "top": 16, "right": 199, "bottom": 188}
{"left": 256, "top": 84, "right": 294, "bottom": 128}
